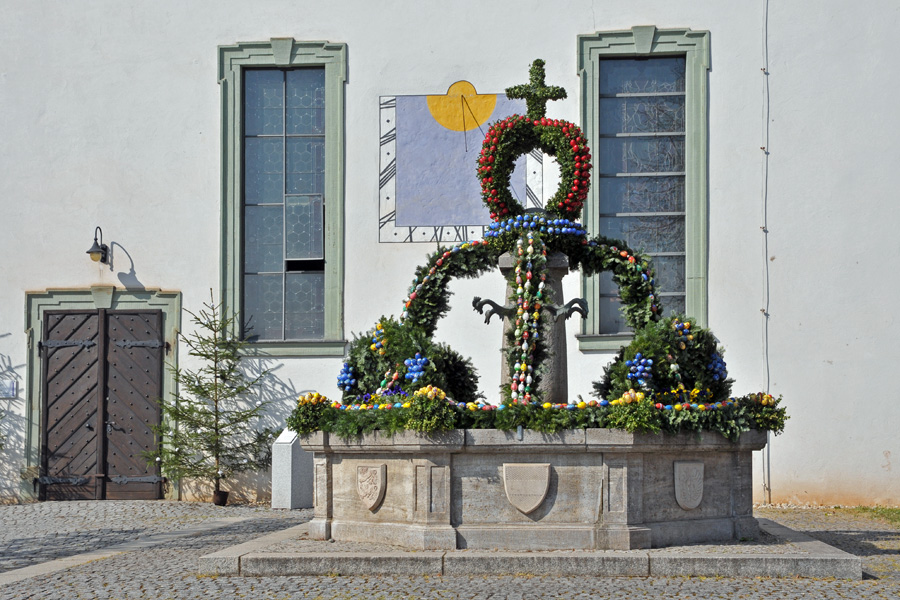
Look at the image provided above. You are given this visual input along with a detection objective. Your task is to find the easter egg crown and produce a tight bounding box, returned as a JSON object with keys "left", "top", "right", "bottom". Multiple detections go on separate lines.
{"left": 477, "top": 59, "right": 589, "bottom": 221}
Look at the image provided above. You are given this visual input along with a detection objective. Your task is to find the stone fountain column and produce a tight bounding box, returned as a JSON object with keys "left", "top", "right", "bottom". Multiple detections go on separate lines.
{"left": 498, "top": 250, "right": 571, "bottom": 404}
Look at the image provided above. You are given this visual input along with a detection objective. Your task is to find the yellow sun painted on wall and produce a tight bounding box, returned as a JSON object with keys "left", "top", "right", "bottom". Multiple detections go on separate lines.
{"left": 426, "top": 81, "right": 497, "bottom": 132}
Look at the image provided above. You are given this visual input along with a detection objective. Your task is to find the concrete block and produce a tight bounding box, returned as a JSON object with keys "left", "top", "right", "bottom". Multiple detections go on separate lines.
{"left": 645, "top": 518, "right": 737, "bottom": 548}
{"left": 596, "top": 525, "right": 652, "bottom": 550}
{"left": 271, "top": 428, "right": 313, "bottom": 509}
{"left": 197, "top": 554, "right": 240, "bottom": 575}
{"left": 466, "top": 428, "right": 586, "bottom": 450}
{"left": 455, "top": 525, "right": 599, "bottom": 550}
{"left": 240, "top": 552, "right": 444, "bottom": 576}
{"left": 443, "top": 551, "right": 649, "bottom": 576}
{"left": 648, "top": 555, "right": 860, "bottom": 579}
{"left": 331, "top": 521, "right": 457, "bottom": 550}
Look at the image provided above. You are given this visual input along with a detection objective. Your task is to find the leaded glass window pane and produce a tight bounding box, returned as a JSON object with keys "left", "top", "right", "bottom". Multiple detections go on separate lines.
{"left": 598, "top": 58, "right": 685, "bottom": 94}
{"left": 244, "top": 138, "right": 284, "bottom": 205}
{"left": 285, "top": 195, "right": 324, "bottom": 260}
{"left": 244, "top": 274, "right": 284, "bottom": 341}
{"left": 599, "top": 297, "right": 628, "bottom": 334}
{"left": 597, "top": 177, "right": 685, "bottom": 214}
{"left": 597, "top": 136, "right": 685, "bottom": 175}
{"left": 596, "top": 216, "right": 686, "bottom": 254}
{"left": 598, "top": 97, "right": 685, "bottom": 134}
{"left": 651, "top": 255, "right": 686, "bottom": 296}
{"left": 286, "top": 69, "right": 326, "bottom": 135}
{"left": 244, "top": 70, "right": 284, "bottom": 136}
{"left": 285, "top": 273, "right": 325, "bottom": 339}
{"left": 286, "top": 138, "right": 325, "bottom": 195}
{"left": 244, "top": 206, "right": 284, "bottom": 273}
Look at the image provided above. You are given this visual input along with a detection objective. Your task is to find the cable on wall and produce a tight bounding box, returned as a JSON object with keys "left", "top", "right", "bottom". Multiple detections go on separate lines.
{"left": 759, "top": 0, "right": 773, "bottom": 505}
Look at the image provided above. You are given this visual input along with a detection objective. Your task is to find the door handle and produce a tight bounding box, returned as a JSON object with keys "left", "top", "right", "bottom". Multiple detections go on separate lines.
{"left": 106, "top": 421, "right": 117, "bottom": 434}
{"left": 85, "top": 422, "right": 94, "bottom": 431}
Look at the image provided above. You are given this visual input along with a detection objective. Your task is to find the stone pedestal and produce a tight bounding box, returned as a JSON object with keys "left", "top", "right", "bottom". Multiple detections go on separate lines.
{"left": 300, "top": 429, "right": 766, "bottom": 551}
{"left": 270, "top": 428, "right": 314, "bottom": 509}
{"left": 498, "top": 250, "right": 571, "bottom": 404}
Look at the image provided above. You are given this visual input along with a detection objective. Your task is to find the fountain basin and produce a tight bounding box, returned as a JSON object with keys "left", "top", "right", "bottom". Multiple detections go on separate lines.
{"left": 300, "top": 428, "right": 765, "bottom": 551}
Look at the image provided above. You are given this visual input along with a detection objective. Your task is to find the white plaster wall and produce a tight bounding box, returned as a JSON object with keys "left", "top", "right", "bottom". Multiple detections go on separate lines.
{"left": 1, "top": 0, "right": 897, "bottom": 505}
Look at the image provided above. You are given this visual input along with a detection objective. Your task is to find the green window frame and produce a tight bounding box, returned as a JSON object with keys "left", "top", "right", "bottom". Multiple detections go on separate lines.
{"left": 576, "top": 27, "right": 710, "bottom": 351}
{"left": 218, "top": 38, "right": 347, "bottom": 356}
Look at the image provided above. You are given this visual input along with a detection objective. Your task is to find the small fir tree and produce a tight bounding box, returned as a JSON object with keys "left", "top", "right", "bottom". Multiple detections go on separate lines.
{"left": 147, "top": 294, "right": 275, "bottom": 500}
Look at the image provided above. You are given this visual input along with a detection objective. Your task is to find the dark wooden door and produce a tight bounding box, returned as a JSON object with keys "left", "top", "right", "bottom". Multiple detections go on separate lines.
{"left": 40, "top": 310, "right": 164, "bottom": 500}
{"left": 104, "top": 312, "right": 164, "bottom": 500}
{"left": 40, "top": 312, "right": 102, "bottom": 500}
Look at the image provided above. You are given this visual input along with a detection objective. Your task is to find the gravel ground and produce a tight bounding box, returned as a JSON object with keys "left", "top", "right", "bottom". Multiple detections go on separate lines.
{"left": 0, "top": 501, "right": 898, "bottom": 599}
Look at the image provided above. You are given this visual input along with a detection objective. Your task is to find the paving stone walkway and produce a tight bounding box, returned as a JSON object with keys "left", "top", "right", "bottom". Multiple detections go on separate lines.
{"left": 0, "top": 501, "right": 897, "bottom": 599}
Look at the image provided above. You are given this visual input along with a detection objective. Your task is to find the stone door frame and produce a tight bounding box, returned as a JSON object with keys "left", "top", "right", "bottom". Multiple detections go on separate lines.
{"left": 23, "top": 287, "right": 181, "bottom": 500}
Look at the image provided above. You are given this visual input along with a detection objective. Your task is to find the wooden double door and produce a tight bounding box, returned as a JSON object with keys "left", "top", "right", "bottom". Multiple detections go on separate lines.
{"left": 40, "top": 310, "right": 165, "bottom": 500}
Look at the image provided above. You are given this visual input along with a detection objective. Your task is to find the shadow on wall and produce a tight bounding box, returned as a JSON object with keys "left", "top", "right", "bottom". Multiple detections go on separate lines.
{"left": 110, "top": 242, "right": 146, "bottom": 290}
{"left": 176, "top": 358, "right": 300, "bottom": 504}
{"left": 0, "top": 334, "right": 26, "bottom": 504}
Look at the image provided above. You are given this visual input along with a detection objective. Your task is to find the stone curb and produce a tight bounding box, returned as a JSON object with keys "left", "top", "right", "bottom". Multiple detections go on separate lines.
{"left": 242, "top": 552, "right": 445, "bottom": 576}
{"left": 201, "top": 518, "right": 862, "bottom": 579}
{"left": 198, "top": 522, "right": 313, "bottom": 575}
{"left": 442, "top": 552, "right": 648, "bottom": 576}
{"left": 0, "top": 517, "right": 248, "bottom": 586}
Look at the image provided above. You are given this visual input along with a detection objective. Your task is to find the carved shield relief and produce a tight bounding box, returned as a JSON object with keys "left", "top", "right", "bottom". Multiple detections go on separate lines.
{"left": 503, "top": 463, "right": 550, "bottom": 514}
{"left": 357, "top": 464, "right": 387, "bottom": 511}
{"left": 674, "top": 460, "right": 704, "bottom": 510}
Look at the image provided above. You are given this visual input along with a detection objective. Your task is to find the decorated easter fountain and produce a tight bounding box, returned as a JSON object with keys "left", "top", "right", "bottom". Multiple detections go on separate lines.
{"left": 289, "top": 61, "right": 786, "bottom": 550}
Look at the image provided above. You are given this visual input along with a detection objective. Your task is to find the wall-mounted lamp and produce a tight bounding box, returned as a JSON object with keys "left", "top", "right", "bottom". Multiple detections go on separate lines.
{"left": 86, "top": 226, "right": 109, "bottom": 264}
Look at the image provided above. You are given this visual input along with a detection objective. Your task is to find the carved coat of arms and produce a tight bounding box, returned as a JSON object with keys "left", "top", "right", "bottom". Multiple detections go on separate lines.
{"left": 503, "top": 463, "right": 550, "bottom": 515}
{"left": 674, "top": 460, "right": 704, "bottom": 510}
{"left": 357, "top": 464, "right": 387, "bottom": 511}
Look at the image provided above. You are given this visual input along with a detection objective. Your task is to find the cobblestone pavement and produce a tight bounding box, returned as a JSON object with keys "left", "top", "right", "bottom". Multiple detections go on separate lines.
{"left": 0, "top": 500, "right": 300, "bottom": 573}
{"left": 0, "top": 501, "right": 897, "bottom": 599}
{"left": 755, "top": 505, "right": 900, "bottom": 581}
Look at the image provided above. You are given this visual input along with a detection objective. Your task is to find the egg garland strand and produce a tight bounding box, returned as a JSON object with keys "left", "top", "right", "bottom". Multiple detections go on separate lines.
{"left": 509, "top": 232, "right": 548, "bottom": 404}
